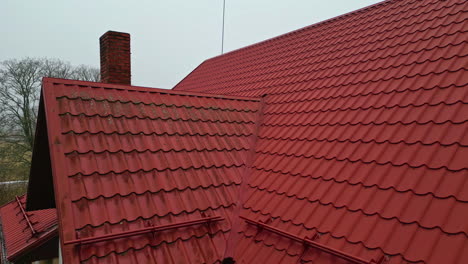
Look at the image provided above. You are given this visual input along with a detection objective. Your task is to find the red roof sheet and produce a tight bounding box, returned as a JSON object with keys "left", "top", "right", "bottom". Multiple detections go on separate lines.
{"left": 38, "top": 78, "right": 262, "bottom": 263}
{"left": 0, "top": 195, "right": 57, "bottom": 262}
{"left": 173, "top": 0, "right": 468, "bottom": 263}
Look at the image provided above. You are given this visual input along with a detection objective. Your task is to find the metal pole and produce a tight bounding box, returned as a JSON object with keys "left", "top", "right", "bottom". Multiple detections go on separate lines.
{"left": 64, "top": 216, "right": 224, "bottom": 246}
{"left": 221, "top": 0, "right": 226, "bottom": 54}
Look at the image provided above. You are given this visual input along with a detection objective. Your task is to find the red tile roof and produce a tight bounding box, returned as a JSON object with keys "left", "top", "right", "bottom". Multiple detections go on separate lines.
{"left": 173, "top": 0, "right": 468, "bottom": 263}
{"left": 37, "top": 78, "right": 262, "bottom": 263}
{"left": 25, "top": 0, "right": 468, "bottom": 263}
{"left": 0, "top": 195, "right": 57, "bottom": 262}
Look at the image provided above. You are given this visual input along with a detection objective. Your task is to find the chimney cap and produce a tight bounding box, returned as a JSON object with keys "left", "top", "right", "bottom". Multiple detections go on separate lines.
{"left": 100, "top": 30, "right": 130, "bottom": 38}
{"left": 99, "top": 30, "right": 131, "bottom": 85}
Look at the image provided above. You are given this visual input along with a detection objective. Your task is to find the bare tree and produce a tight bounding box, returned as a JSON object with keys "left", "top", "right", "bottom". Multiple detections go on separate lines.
{"left": 0, "top": 58, "right": 42, "bottom": 149}
{"left": 41, "top": 58, "right": 74, "bottom": 79}
{"left": 0, "top": 57, "right": 100, "bottom": 182}
{"left": 72, "top": 65, "right": 101, "bottom": 82}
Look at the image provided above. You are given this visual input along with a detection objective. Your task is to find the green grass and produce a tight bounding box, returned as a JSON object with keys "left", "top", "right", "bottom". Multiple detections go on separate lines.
{"left": 0, "top": 181, "right": 28, "bottom": 204}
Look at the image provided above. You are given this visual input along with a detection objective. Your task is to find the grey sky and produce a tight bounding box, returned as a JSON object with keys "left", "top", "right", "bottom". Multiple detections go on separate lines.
{"left": 1, "top": 0, "right": 382, "bottom": 89}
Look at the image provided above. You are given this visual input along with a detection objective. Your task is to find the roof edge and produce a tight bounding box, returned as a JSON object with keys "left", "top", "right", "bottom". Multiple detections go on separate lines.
{"left": 7, "top": 227, "right": 58, "bottom": 262}
{"left": 172, "top": 60, "right": 208, "bottom": 90}
{"left": 0, "top": 196, "right": 20, "bottom": 210}
{"left": 43, "top": 77, "right": 261, "bottom": 102}
{"left": 205, "top": 0, "right": 387, "bottom": 61}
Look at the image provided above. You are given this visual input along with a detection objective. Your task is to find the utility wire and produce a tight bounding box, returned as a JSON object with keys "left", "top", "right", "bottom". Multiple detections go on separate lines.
{"left": 221, "top": 0, "right": 226, "bottom": 54}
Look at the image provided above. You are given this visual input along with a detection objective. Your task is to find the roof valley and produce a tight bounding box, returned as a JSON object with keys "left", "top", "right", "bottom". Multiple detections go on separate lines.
{"left": 223, "top": 95, "right": 268, "bottom": 259}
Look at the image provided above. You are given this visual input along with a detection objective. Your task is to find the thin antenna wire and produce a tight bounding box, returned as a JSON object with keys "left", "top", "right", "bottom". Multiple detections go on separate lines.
{"left": 221, "top": 0, "right": 226, "bottom": 54}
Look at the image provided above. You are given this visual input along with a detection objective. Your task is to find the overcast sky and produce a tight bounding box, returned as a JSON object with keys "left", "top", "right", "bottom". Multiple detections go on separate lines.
{"left": 1, "top": 0, "right": 382, "bottom": 89}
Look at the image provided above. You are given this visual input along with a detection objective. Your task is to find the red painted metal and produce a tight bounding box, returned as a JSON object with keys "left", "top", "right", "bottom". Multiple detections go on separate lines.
{"left": 301, "top": 238, "right": 382, "bottom": 264}
{"left": 36, "top": 77, "right": 262, "bottom": 263}
{"left": 242, "top": 216, "right": 377, "bottom": 264}
{"left": 0, "top": 195, "right": 57, "bottom": 262}
{"left": 223, "top": 95, "right": 267, "bottom": 259}
{"left": 64, "top": 216, "right": 224, "bottom": 245}
{"left": 7, "top": 227, "right": 58, "bottom": 262}
{"left": 173, "top": 0, "right": 468, "bottom": 263}
{"left": 241, "top": 216, "right": 311, "bottom": 245}
{"left": 26, "top": 0, "right": 468, "bottom": 263}
{"left": 15, "top": 196, "right": 37, "bottom": 236}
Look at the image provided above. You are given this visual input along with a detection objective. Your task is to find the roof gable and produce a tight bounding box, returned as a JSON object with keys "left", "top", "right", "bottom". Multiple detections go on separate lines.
{"left": 26, "top": 95, "right": 56, "bottom": 210}
{"left": 36, "top": 77, "right": 263, "bottom": 263}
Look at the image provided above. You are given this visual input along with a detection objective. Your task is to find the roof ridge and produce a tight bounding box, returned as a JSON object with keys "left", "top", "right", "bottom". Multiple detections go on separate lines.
{"left": 205, "top": 0, "right": 390, "bottom": 61}
{"left": 172, "top": 0, "right": 392, "bottom": 90}
{"left": 194, "top": 0, "right": 454, "bottom": 79}
{"left": 43, "top": 77, "right": 261, "bottom": 102}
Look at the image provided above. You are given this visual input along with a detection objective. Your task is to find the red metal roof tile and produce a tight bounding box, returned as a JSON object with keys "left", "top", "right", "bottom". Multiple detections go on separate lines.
{"left": 0, "top": 195, "right": 57, "bottom": 262}
{"left": 22, "top": 0, "right": 468, "bottom": 263}
{"left": 35, "top": 78, "right": 262, "bottom": 263}
{"left": 174, "top": 0, "right": 468, "bottom": 263}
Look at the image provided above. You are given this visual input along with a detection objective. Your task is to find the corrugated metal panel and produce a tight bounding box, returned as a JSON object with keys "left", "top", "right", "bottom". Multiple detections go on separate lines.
{"left": 0, "top": 195, "right": 57, "bottom": 262}
{"left": 40, "top": 78, "right": 263, "bottom": 263}
{"left": 174, "top": 0, "right": 468, "bottom": 263}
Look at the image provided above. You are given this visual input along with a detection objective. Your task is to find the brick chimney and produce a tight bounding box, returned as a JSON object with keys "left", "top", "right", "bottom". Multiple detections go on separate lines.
{"left": 100, "top": 31, "right": 131, "bottom": 85}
